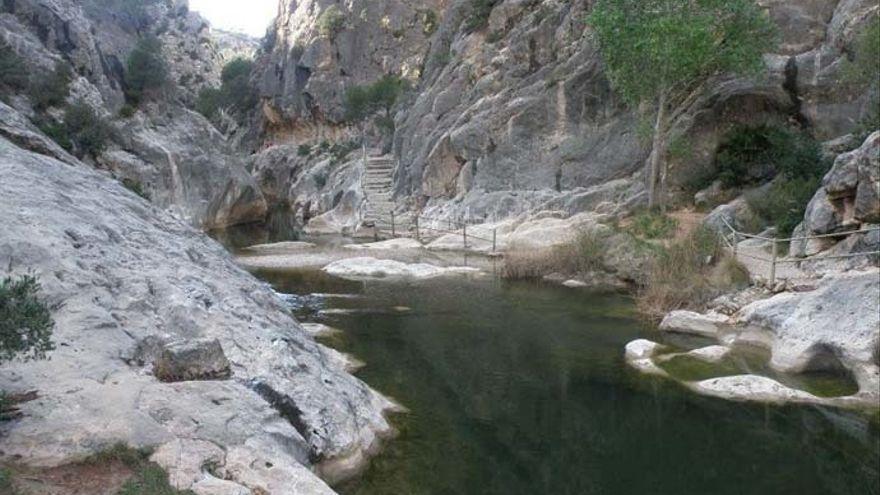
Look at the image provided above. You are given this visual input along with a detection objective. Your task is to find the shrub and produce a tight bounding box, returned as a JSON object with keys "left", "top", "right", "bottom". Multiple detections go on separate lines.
{"left": 0, "top": 40, "right": 28, "bottom": 91}
{"left": 29, "top": 62, "right": 73, "bottom": 110}
{"left": 86, "top": 443, "right": 195, "bottom": 495}
{"left": 464, "top": 0, "right": 500, "bottom": 33}
{"left": 122, "top": 178, "right": 150, "bottom": 200}
{"left": 344, "top": 75, "right": 408, "bottom": 135}
{"left": 714, "top": 125, "right": 826, "bottom": 188}
{"left": 418, "top": 9, "right": 439, "bottom": 35}
{"left": 745, "top": 175, "right": 822, "bottom": 237}
{"left": 636, "top": 226, "right": 744, "bottom": 320}
{"left": 118, "top": 104, "right": 137, "bottom": 118}
{"left": 195, "top": 58, "right": 257, "bottom": 122}
{"left": 297, "top": 144, "right": 312, "bottom": 156}
{"left": 503, "top": 230, "right": 608, "bottom": 280}
{"left": 0, "top": 467, "right": 15, "bottom": 495}
{"left": 37, "top": 119, "right": 73, "bottom": 151}
{"left": 125, "top": 36, "right": 168, "bottom": 104}
{"left": 626, "top": 211, "right": 679, "bottom": 239}
{"left": 317, "top": 6, "right": 346, "bottom": 38}
{"left": 0, "top": 274, "right": 54, "bottom": 364}
{"left": 63, "top": 102, "right": 114, "bottom": 157}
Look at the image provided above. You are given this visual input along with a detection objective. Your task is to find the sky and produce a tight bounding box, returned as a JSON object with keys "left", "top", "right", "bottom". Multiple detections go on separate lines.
{"left": 189, "top": 0, "right": 278, "bottom": 37}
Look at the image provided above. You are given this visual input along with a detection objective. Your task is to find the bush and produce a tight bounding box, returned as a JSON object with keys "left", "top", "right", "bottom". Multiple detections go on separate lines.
{"left": 317, "top": 5, "right": 346, "bottom": 38}
{"left": 344, "top": 75, "right": 408, "bottom": 129}
{"left": 503, "top": 230, "right": 608, "bottom": 280}
{"left": 714, "top": 125, "right": 826, "bottom": 188}
{"left": 464, "top": 0, "right": 500, "bottom": 33}
{"left": 195, "top": 58, "right": 257, "bottom": 122}
{"left": 636, "top": 227, "right": 746, "bottom": 320}
{"left": 118, "top": 104, "right": 137, "bottom": 118}
{"left": 122, "top": 178, "right": 150, "bottom": 200}
{"left": 0, "top": 274, "right": 54, "bottom": 364}
{"left": 29, "top": 62, "right": 73, "bottom": 110}
{"left": 63, "top": 103, "right": 114, "bottom": 157}
{"left": 418, "top": 9, "right": 439, "bottom": 35}
{"left": 745, "top": 176, "right": 822, "bottom": 237}
{"left": 0, "top": 40, "right": 28, "bottom": 91}
{"left": 297, "top": 144, "right": 312, "bottom": 157}
{"left": 125, "top": 36, "right": 168, "bottom": 104}
{"left": 626, "top": 211, "right": 678, "bottom": 239}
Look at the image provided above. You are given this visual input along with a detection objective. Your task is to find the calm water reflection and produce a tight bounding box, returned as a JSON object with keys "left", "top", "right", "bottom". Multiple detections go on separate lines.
{"left": 252, "top": 269, "right": 879, "bottom": 495}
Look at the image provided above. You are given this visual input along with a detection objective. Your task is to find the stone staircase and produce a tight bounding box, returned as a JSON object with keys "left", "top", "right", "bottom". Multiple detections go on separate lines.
{"left": 362, "top": 155, "right": 413, "bottom": 237}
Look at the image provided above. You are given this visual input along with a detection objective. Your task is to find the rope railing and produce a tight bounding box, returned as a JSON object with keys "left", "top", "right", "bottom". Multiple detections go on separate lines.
{"left": 720, "top": 217, "right": 880, "bottom": 286}
{"left": 363, "top": 207, "right": 499, "bottom": 252}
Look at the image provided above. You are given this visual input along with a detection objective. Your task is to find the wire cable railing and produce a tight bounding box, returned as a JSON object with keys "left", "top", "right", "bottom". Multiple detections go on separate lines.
{"left": 720, "top": 217, "right": 880, "bottom": 285}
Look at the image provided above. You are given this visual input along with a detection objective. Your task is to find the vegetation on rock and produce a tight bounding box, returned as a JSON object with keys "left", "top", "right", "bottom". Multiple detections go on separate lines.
{"left": 464, "top": 0, "right": 501, "bottom": 33}
{"left": 125, "top": 36, "right": 168, "bottom": 105}
{"left": 636, "top": 227, "right": 748, "bottom": 320}
{"left": 626, "top": 211, "right": 679, "bottom": 240}
{"left": 345, "top": 74, "right": 408, "bottom": 135}
{"left": 0, "top": 274, "right": 54, "bottom": 365}
{"left": 317, "top": 5, "right": 346, "bottom": 39}
{"left": 29, "top": 62, "right": 73, "bottom": 111}
{"left": 41, "top": 102, "right": 114, "bottom": 158}
{"left": 0, "top": 40, "right": 29, "bottom": 93}
{"left": 842, "top": 16, "right": 880, "bottom": 139}
{"left": 589, "top": 0, "right": 777, "bottom": 210}
{"left": 196, "top": 57, "right": 258, "bottom": 124}
{"left": 503, "top": 230, "right": 610, "bottom": 280}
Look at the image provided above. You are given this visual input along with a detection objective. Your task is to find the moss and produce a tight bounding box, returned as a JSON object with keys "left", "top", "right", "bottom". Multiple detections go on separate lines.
{"left": 658, "top": 355, "right": 741, "bottom": 382}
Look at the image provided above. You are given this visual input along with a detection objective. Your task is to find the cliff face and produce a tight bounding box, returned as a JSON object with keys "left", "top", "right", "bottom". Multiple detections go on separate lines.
{"left": 254, "top": 0, "right": 878, "bottom": 224}
{"left": 0, "top": 0, "right": 267, "bottom": 229}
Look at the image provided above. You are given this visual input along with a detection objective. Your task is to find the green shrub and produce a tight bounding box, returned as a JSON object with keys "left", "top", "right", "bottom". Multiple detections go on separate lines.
{"left": 626, "top": 211, "right": 679, "bottom": 239}
{"left": 0, "top": 40, "right": 28, "bottom": 91}
{"left": 0, "top": 274, "right": 54, "bottom": 364}
{"left": 37, "top": 119, "right": 73, "bottom": 151}
{"left": 463, "top": 0, "right": 500, "bottom": 33}
{"left": 418, "top": 9, "right": 439, "bottom": 35}
{"left": 317, "top": 6, "right": 346, "bottom": 38}
{"left": 29, "top": 62, "right": 73, "bottom": 110}
{"left": 503, "top": 230, "right": 609, "bottom": 279}
{"left": 714, "top": 125, "right": 827, "bottom": 188}
{"left": 746, "top": 176, "right": 821, "bottom": 237}
{"left": 125, "top": 36, "right": 168, "bottom": 104}
{"left": 297, "top": 144, "right": 312, "bottom": 157}
{"left": 0, "top": 467, "right": 16, "bottom": 495}
{"left": 122, "top": 178, "right": 150, "bottom": 200}
{"left": 63, "top": 103, "right": 114, "bottom": 157}
{"left": 344, "top": 75, "right": 408, "bottom": 133}
{"left": 195, "top": 58, "right": 257, "bottom": 122}
{"left": 118, "top": 104, "right": 137, "bottom": 118}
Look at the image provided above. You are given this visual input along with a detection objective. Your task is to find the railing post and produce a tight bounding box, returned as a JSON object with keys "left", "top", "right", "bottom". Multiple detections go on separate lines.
{"left": 463, "top": 222, "right": 468, "bottom": 249}
{"left": 769, "top": 240, "right": 778, "bottom": 288}
{"left": 414, "top": 215, "right": 420, "bottom": 242}
{"left": 391, "top": 211, "right": 396, "bottom": 237}
{"left": 492, "top": 228, "right": 497, "bottom": 253}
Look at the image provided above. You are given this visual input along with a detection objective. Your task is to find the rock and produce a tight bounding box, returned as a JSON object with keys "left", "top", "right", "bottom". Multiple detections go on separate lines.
{"left": 562, "top": 279, "right": 589, "bottom": 288}
{"left": 734, "top": 270, "right": 879, "bottom": 390}
{"left": 684, "top": 346, "right": 731, "bottom": 364}
{"left": 151, "top": 439, "right": 226, "bottom": 490}
{"left": 703, "top": 196, "right": 760, "bottom": 236}
{"left": 192, "top": 476, "right": 253, "bottom": 495}
{"left": 323, "top": 257, "right": 479, "bottom": 280}
{"left": 659, "top": 311, "right": 730, "bottom": 338}
{"left": 623, "top": 339, "right": 668, "bottom": 377}
{"left": 0, "top": 137, "right": 395, "bottom": 490}
{"left": 694, "top": 180, "right": 727, "bottom": 210}
{"left": 300, "top": 323, "right": 342, "bottom": 338}
{"left": 689, "top": 375, "right": 821, "bottom": 405}
{"left": 154, "top": 339, "right": 232, "bottom": 383}
{"left": 506, "top": 213, "right": 610, "bottom": 251}
{"left": 241, "top": 241, "right": 318, "bottom": 255}
{"left": 345, "top": 238, "right": 425, "bottom": 250}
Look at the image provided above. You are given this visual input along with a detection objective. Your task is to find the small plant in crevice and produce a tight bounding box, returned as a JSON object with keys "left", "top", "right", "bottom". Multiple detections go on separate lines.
{"left": 122, "top": 178, "right": 151, "bottom": 201}
{"left": 0, "top": 273, "right": 55, "bottom": 365}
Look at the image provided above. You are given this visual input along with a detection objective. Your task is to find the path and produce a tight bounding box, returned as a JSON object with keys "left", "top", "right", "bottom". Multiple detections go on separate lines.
{"left": 362, "top": 155, "right": 413, "bottom": 237}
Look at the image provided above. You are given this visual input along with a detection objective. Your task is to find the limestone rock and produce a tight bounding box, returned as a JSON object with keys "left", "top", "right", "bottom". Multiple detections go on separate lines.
{"left": 0, "top": 137, "right": 395, "bottom": 490}
{"left": 154, "top": 339, "right": 232, "bottom": 383}
{"left": 689, "top": 375, "right": 821, "bottom": 405}
{"left": 659, "top": 311, "right": 731, "bottom": 338}
{"left": 323, "top": 257, "right": 479, "bottom": 280}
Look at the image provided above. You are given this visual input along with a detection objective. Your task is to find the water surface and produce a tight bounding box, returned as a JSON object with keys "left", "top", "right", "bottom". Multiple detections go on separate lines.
{"left": 251, "top": 266, "right": 879, "bottom": 495}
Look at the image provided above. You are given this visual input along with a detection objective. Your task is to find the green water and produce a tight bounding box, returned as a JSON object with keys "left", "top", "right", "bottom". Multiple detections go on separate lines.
{"left": 252, "top": 268, "right": 879, "bottom": 495}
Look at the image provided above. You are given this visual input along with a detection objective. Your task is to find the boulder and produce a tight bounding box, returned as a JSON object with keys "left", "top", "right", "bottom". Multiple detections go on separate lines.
{"left": 659, "top": 311, "right": 730, "bottom": 338}
{"left": 689, "top": 375, "right": 821, "bottom": 405}
{"left": 154, "top": 339, "right": 232, "bottom": 383}
{"left": 323, "top": 257, "right": 479, "bottom": 280}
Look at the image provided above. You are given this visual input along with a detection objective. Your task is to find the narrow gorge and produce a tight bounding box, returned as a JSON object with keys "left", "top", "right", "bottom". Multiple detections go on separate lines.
{"left": 1, "top": 1, "right": 878, "bottom": 494}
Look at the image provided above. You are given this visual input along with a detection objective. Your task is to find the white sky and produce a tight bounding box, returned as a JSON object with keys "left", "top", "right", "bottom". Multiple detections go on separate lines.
{"left": 189, "top": 0, "right": 278, "bottom": 37}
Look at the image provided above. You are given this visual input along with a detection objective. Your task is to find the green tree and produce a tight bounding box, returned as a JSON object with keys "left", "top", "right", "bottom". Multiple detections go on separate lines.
{"left": 195, "top": 58, "right": 257, "bottom": 123}
{"left": 125, "top": 36, "right": 168, "bottom": 104}
{"left": 0, "top": 274, "right": 54, "bottom": 365}
{"left": 64, "top": 102, "right": 114, "bottom": 157}
{"left": 317, "top": 5, "right": 346, "bottom": 39}
{"left": 344, "top": 75, "right": 408, "bottom": 156}
{"left": 588, "top": 0, "right": 776, "bottom": 210}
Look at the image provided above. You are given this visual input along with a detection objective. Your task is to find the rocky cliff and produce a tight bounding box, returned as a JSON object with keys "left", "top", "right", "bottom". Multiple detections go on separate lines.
{"left": 0, "top": 0, "right": 267, "bottom": 230}
{"left": 0, "top": 126, "right": 396, "bottom": 492}
{"left": 252, "top": 0, "right": 878, "bottom": 228}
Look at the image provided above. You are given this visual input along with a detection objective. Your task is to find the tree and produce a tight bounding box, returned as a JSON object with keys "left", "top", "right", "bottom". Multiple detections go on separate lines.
{"left": 0, "top": 274, "right": 54, "bottom": 365}
{"left": 195, "top": 58, "right": 257, "bottom": 124}
{"left": 125, "top": 36, "right": 168, "bottom": 104}
{"left": 589, "top": 0, "right": 776, "bottom": 210}
{"left": 0, "top": 40, "right": 28, "bottom": 91}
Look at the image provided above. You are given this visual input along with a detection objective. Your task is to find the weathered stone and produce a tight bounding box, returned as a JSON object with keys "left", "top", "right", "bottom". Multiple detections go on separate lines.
{"left": 659, "top": 311, "right": 731, "bottom": 338}
{"left": 323, "top": 257, "right": 479, "bottom": 280}
{"left": 154, "top": 339, "right": 232, "bottom": 383}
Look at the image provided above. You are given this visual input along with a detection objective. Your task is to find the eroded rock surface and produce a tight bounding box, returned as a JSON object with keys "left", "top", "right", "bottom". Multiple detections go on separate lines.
{"left": 0, "top": 136, "right": 395, "bottom": 492}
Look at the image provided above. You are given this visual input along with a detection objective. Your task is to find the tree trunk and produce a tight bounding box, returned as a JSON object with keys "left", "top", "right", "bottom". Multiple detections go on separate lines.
{"left": 647, "top": 90, "right": 668, "bottom": 211}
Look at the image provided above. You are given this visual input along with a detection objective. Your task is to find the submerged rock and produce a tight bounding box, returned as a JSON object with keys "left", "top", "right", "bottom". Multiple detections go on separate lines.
{"left": 689, "top": 375, "right": 821, "bottom": 405}
{"left": 659, "top": 311, "right": 731, "bottom": 338}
